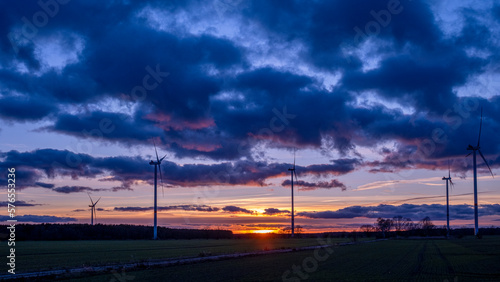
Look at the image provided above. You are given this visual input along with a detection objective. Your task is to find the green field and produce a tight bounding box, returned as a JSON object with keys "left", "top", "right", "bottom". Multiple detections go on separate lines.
{"left": 56, "top": 236, "right": 500, "bottom": 282}
{"left": 11, "top": 236, "right": 500, "bottom": 281}
{"left": 16, "top": 237, "right": 352, "bottom": 273}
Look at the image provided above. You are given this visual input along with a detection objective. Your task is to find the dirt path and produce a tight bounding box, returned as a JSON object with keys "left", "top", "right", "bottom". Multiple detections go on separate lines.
{"left": 433, "top": 241, "right": 455, "bottom": 276}
{"left": 410, "top": 240, "right": 428, "bottom": 278}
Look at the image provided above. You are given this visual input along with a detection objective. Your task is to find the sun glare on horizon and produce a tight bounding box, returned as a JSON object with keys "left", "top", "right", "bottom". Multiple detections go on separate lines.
{"left": 252, "top": 230, "right": 276, "bottom": 234}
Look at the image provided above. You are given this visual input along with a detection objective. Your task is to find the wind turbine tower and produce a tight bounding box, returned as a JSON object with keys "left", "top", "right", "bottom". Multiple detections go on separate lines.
{"left": 442, "top": 162, "right": 453, "bottom": 238}
{"left": 88, "top": 193, "right": 101, "bottom": 226}
{"left": 288, "top": 152, "right": 298, "bottom": 238}
{"left": 466, "top": 108, "right": 494, "bottom": 237}
{"left": 149, "top": 142, "right": 166, "bottom": 240}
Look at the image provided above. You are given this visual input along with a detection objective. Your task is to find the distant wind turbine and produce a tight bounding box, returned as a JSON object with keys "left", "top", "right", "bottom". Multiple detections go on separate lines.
{"left": 442, "top": 161, "right": 454, "bottom": 238}
{"left": 150, "top": 141, "right": 166, "bottom": 240}
{"left": 288, "top": 151, "right": 298, "bottom": 238}
{"left": 466, "top": 107, "right": 494, "bottom": 237}
{"left": 88, "top": 193, "right": 101, "bottom": 226}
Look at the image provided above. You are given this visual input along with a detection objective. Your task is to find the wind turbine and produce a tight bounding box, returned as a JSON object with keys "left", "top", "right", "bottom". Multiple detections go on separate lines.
{"left": 442, "top": 161, "right": 454, "bottom": 238}
{"left": 149, "top": 141, "right": 166, "bottom": 240}
{"left": 466, "top": 107, "right": 494, "bottom": 237}
{"left": 288, "top": 151, "right": 298, "bottom": 238}
{"left": 88, "top": 193, "right": 101, "bottom": 226}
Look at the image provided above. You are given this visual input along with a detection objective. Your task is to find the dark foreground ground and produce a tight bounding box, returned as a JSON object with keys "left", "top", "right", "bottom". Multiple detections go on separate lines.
{"left": 5, "top": 236, "right": 500, "bottom": 281}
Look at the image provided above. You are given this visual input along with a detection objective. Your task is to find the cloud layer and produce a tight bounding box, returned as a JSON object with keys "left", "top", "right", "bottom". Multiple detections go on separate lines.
{"left": 298, "top": 204, "right": 500, "bottom": 221}
{"left": 0, "top": 149, "right": 360, "bottom": 190}
{"left": 0, "top": 0, "right": 499, "bottom": 233}
{"left": 0, "top": 215, "right": 76, "bottom": 223}
{"left": 0, "top": 0, "right": 498, "bottom": 169}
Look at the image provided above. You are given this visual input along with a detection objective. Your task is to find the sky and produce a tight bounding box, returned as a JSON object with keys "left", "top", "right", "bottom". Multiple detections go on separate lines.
{"left": 0, "top": 0, "right": 499, "bottom": 234}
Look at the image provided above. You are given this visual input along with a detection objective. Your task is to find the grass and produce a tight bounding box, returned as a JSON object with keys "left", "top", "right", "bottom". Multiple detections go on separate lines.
{"left": 17, "top": 237, "right": 353, "bottom": 273}
{"left": 59, "top": 236, "right": 500, "bottom": 282}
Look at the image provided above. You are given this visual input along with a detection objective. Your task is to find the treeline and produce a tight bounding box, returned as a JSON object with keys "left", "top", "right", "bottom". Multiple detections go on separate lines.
{"left": 357, "top": 216, "right": 500, "bottom": 238}
{"left": 0, "top": 224, "right": 233, "bottom": 241}
{"left": 360, "top": 216, "right": 437, "bottom": 237}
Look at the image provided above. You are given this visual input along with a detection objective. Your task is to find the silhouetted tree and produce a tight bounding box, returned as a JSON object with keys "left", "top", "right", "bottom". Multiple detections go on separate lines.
{"left": 419, "top": 216, "right": 435, "bottom": 236}
{"left": 279, "top": 227, "right": 291, "bottom": 234}
{"left": 349, "top": 231, "right": 358, "bottom": 242}
{"left": 407, "top": 221, "right": 419, "bottom": 231}
{"left": 295, "top": 225, "right": 303, "bottom": 234}
{"left": 421, "top": 216, "right": 435, "bottom": 230}
{"left": 393, "top": 216, "right": 413, "bottom": 234}
{"left": 375, "top": 217, "right": 393, "bottom": 238}
{"left": 4, "top": 224, "right": 233, "bottom": 240}
{"left": 360, "top": 224, "right": 375, "bottom": 237}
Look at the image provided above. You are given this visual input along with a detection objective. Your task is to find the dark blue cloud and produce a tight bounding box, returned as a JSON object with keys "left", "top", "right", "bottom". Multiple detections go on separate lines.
{"left": 297, "top": 204, "right": 500, "bottom": 221}
{"left": 35, "top": 182, "right": 55, "bottom": 188}
{"left": 342, "top": 53, "right": 484, "bottom": 113}
{"left": 0, "top": 149, "right": 359, "bottom": 190}
{"left": 51, "top": 186, "right": 106, "bottom": 194}
{"left": 0, "top": 215, "right": 76, "bottom": 223}
{"left": 0, "top": 200, "right": 40, "bottom": 207}
{"left": 222, "top": 205, "right": 255, "bottom": 214}
{"left": 246, "top": 0, "right": 441, "bottom": 69}
{"left": 114, "top": 205, "right": 292, "bottom": 215}
{"left": 114, "top": 205, "right": 220, "bottom": 212}
{"left": 0, "top": 0, "right": 498, "bottom": 176}
{"left": 48, "top": 111, "right": 163, "bottom": 145}
{"left": 0, "top": 96, "right": 57, "bottom": 121}
{"left": 263, "top": 208, "right": 290, "bottom": 216}
{"left": 71, "top": 209, "right": 86, "bottom": 212}
{"left": 234, "top": 67, "right": 313, "bottom": 98}
{"left": 282, "top": 179, "right": 347, "bottom": 191}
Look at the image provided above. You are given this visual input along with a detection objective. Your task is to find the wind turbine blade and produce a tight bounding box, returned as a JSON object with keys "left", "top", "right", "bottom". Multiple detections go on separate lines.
{"left": 477, "top": 107, "right": 483, "bottom": 147}
{"left": 449, "top": 178, "right": 454, "bottom": 189}
{"left": 87, "top": 193, "right": 94, "bottom": 205}
{"left": 160, "top": 154, "right": 167, "bottom": 162}
{"left": 465, "top": 152, "right": 472, "bottom": 158}
{"left": 154, "top": 141, "right": 160, "bottom": 162}
{"left": 293, "top": 149, "right": 296, "bottom": 169}
{"left": 94, "top": 197, "right": 101, "bottom": 205}
{"left": 159, "top": 164, "right": 165, "bottom": 197}
{"left": 448, "top": 159, "right": 451, "bottom": 178}
{"left": 478, "top": 149, "right": 494, "bottom": 178}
